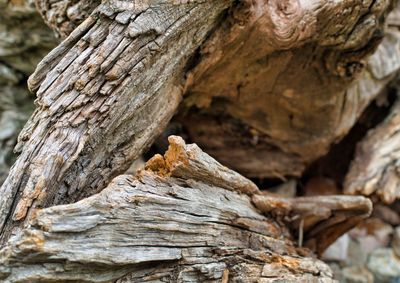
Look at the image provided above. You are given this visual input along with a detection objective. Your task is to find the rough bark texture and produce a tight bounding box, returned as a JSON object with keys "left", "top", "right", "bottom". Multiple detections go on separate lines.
{"left": 0, "top": 0, "right": 232, "bottom": 245}
{"left": 35, "top": 0, "right": 100, "bottom": 38}
{"left": 32, "top": 0, "right": 400, "bottom": 183}
{"left": 0, "top": 0, "right": 400, "bottom": 280}
{"left": 0, "top": 0, "right": 398, "bottom": 246}
{"left": 0, "top": 136, "right": 372, "bottom": 282}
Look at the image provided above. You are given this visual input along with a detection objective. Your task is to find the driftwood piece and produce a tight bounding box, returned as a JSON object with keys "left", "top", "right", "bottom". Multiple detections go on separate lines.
{"left": 0, "top": 0, "right": 232, "bottom": 245}
{"left": 0, "top": 137, "right": 342, "bottom": 282}
{"left": 345, "top": 97, "right": 400, "bottom": 204}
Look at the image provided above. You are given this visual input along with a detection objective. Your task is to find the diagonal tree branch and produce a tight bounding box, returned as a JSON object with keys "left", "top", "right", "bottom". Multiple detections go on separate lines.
{"left": 0, "top": 0, "right": 232, "bottom": 245}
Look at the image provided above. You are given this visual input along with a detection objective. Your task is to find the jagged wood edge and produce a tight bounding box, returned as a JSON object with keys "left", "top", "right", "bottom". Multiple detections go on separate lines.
{"left": 0, "top": 137, "right": 337, "bottom": 282}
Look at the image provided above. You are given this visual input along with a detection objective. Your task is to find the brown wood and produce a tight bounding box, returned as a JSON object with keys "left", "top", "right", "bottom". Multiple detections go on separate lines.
{"left": 179, "top": 0, "right": 398, "bottom": 178}
{"left": 0, "top": 0, "right": 400, "bottom": 281}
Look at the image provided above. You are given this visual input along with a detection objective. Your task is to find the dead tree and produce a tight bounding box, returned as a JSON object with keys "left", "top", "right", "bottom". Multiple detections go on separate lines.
{"left": 0, "top": 0, "right": 400, "bottom": 281}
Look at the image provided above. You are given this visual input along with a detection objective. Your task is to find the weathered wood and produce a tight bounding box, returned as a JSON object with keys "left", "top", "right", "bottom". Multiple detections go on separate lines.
{"left": 146, "top": 136, "right": 260, "bottom": 195}
{"left": 0, "top": 137, "right": 342, "bottom": 282}
{"left": 1, "top": 0, "right": 396, "bottom": 247}
{"left": 2, "top": 0, "right": 400, "bottom": 281}
{"left": 0, "top": 172, "right": 333, "bottom": 282}
{"left": 0, "top": 0, "right": 232, "bottom": 245}
{"left": 253, "top": 194, "right": 372, "bottom": 255}
{"left": 178, "top": 0, "right": 397, "bottom": 178}
{"left": 35, "top": 0, "right": 100, "bottom": 38}
{"left": 27, "top": 0, "right": 400, "bottom": 182}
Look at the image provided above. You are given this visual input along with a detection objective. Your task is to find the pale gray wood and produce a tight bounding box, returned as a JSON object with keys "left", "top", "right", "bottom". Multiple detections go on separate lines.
{"left": 0, "top": 137, "right": 336, "bottom": 282}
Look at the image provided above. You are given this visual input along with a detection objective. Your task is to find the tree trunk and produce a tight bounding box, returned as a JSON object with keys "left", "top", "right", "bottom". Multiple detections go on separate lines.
{"left": 0, "top": 0, "right": 400, "bottom": 281}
